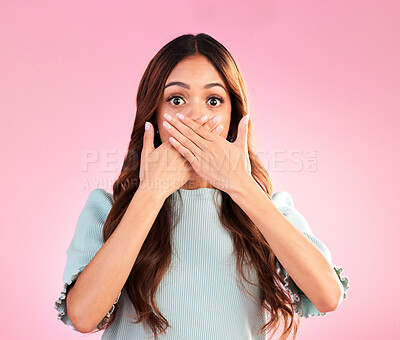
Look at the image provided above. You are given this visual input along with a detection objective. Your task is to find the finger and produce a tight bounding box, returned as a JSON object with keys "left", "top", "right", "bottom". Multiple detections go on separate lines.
{"left": 172, "top": 112, "right": 216, "bottom": 146}
{"left": 162, "top": 117, "right": 203, "bottom": 156}
{"left": 197, "top": 114, "right": 223, "bottom": 136}
{"left": 194, "top": 114, "right": 209, "bottom": 128}
{"left": 166, "top": 113, "right": 215, "bottom": 151}
{"left": 168, "top": 136, "right": 197, "bottom": 167}
{"left": 179, "top": 115, "right": 217, "bottom": 168}
{"left": 206, "top": 115, "right": 223, "bottom": 133}
{"left": 161, "top": 115, "right": 205, "bottom": 162}
{"left": 163, "top": 112, "right": 206, "bottom": 151}
{"left": 233, "top": 114, "right": 249, "bottom": 149}
{"left": 211, "top": 123, "right": 224, "bottom": 135}
{"left": 142, "top": 121, "right": 155, "bottom": 156}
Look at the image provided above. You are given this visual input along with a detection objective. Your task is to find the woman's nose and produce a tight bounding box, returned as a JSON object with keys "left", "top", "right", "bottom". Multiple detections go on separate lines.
{"left": 180, "top": 100, "right": 205, "bottom": 121}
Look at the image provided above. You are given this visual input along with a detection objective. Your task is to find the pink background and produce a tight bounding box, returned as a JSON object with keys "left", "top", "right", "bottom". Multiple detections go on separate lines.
{"left": 1, "top": 1, "right": 398, "bottom": 339}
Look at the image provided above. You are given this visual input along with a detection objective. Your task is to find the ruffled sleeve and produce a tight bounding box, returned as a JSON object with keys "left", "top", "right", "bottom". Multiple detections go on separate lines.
{"left": 271, "top": 191, "right": 350, "bottom": 318}
{"left": 54, "top": 188, "right": 122, "bottom": 331}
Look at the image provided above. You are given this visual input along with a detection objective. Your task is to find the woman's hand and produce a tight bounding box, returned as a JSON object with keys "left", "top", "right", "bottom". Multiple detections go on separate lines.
{"left": 139, "top": 116, "right": 224, "bottom": 200}
{"left": 162, "top": 112, "right": 252, "bottom": 195}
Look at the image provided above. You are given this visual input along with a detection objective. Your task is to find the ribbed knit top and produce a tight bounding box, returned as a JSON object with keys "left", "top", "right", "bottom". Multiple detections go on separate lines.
{"left": 54, "top": 187, "right": 349, "bottom": 339}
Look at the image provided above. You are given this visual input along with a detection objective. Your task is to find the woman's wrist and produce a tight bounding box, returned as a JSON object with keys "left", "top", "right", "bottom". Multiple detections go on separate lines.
{"left": 137, "top": 181, "right": 169, "bottom": 203}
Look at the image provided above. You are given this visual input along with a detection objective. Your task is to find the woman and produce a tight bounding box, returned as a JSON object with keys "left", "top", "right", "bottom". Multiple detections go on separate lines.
{"left": 55, "top": 33, "right": 349, "bottom": 340}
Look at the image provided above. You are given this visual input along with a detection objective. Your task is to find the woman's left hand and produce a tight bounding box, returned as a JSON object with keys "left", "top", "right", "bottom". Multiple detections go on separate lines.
{"left": 162, "top": 112, "right": 251, "bottom": 194}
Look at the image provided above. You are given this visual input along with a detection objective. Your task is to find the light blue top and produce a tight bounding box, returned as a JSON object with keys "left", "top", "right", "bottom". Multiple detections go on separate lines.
{"left": 54, "top": 187, "right": 349, "bottom": 339}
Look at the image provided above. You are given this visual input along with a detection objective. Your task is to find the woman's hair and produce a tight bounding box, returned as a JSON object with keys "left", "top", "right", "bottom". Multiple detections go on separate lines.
{"left": 91, "top": 33, "right": 300, "bottom": 339}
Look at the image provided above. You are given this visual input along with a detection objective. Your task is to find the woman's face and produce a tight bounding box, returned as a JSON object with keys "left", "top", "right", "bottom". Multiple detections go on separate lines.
{"left": 156, "top": 54, "right": 232, "bottom": 144}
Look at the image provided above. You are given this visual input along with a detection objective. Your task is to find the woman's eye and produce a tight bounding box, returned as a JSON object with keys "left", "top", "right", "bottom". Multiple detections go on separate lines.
{"left": 166, "top": 96, "right": 185, "bottom": 106}
{"left": 166, "top": 95, "right": 225, "bottom": 107}
{"left": 207, "top": 96, "right": 224, "bottom": 107}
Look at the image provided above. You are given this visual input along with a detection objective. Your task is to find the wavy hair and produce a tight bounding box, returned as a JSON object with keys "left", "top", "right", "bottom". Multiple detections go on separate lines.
{"left": 92, "top": 33, "right": 300, "bottom": 339}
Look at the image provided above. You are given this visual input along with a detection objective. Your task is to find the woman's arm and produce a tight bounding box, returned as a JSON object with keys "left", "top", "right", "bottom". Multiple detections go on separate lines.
{"left": 228, "top": 177, "right": 344, "bottom": 314}
{"left": 67, "top": 186, "right": 166, "bottom": 333}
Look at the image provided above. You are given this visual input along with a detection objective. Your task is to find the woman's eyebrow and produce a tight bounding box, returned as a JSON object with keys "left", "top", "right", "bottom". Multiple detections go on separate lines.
{"left": 164, "top": 81, "right": 227, "bottom": 93}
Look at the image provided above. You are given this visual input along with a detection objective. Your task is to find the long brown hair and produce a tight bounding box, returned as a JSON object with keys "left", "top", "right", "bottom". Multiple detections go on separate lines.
{"left": 92, "top": 33, "right": 300, "bottom": 339}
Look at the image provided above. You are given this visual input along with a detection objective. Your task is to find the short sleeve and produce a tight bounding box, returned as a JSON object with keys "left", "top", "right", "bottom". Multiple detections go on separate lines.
{"left": 271, "top": 191, "right": 350, "bottom": 318}
{"left": 54, "top": 188, "right": 122, "bottom": 331}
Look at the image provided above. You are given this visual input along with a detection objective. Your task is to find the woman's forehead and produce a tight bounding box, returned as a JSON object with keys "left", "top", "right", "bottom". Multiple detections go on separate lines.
{"left": 166, "top": 56, "right": 225, "bottom": 85}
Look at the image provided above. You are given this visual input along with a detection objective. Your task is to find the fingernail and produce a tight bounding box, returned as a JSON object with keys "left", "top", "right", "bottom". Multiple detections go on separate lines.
{"left": 163, "top": 121, "right": 171, "bottom": 129}
{"left": 216, "top": 124, "right": 223, "bottom": 133}
{"left": 176, "top": 113, "right": 185, "bottom": 120}
{"left": 201, "top": 115, "right": 208, "bottom": 123}
{"left": 213, "top": 115, "right": 221, "bottom": 123}
{"left": 244, "top": 115, "right": 250, "bottom": 125}
{"left": 145, "top": 122, "right": 150, "bottom": 130}
{"left": 164, "top": 113, "right": 172, "bottom": 121}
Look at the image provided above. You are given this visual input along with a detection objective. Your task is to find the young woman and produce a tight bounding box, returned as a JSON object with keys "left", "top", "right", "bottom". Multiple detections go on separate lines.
{"left": 55, "top": 33, "right": 349, "bottom": 340}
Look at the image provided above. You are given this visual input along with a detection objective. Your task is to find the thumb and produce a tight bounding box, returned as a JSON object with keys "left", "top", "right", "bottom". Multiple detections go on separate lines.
{"left": 234, "top": 114, "right": 250, "bottom": 149}
{"left": 142, "top": 121, "right": 155, "bottom": 156}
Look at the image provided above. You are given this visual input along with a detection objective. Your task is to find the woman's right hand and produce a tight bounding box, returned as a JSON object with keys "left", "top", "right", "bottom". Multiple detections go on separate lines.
{"left": 139, "top": 116, "right": 223, "bottom": 200}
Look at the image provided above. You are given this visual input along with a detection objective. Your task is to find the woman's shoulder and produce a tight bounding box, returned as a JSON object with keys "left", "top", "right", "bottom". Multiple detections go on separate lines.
{"left": 271, "top": 190, "right": 295, "bottom": 209}
{"left": 86, "top": 188, "right": 114, "bottom": 207}
{"left": 270, "top": 190, "right": 313, "bottom": 234}
{"left": 75, "top": 189, "right": 114, "bottom": 232}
